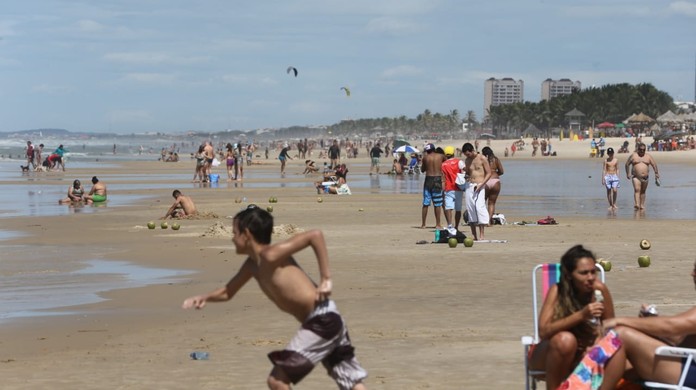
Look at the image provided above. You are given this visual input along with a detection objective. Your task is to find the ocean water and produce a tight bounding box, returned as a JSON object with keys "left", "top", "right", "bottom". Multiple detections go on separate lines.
{"left": 0, "top": 153, "right": 694, "bottom": 323}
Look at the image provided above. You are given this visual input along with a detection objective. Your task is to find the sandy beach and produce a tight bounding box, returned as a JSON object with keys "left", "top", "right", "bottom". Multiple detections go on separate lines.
{"left": 1, "top": 137, "right": 695, "bottom": 389}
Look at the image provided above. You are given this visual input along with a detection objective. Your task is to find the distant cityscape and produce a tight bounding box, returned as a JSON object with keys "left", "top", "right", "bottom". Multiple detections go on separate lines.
{"left": 484, "top": 77, "right": 582, "bottom": 119}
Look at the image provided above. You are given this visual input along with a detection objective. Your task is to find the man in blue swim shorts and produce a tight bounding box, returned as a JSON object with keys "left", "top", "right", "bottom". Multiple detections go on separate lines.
{"left": 602, "top": 147, "right": 620, "bottom": 210}
{"left": 420, "top": 143, "right": 446, "bottom": 229}
{"left": 605, "top": 260, "right": 696, "bottom": 387}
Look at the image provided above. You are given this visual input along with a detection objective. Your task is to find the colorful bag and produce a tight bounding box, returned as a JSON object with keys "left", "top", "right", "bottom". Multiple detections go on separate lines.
{"left": 537, "top": 216, "right": 557, "bottom": 225}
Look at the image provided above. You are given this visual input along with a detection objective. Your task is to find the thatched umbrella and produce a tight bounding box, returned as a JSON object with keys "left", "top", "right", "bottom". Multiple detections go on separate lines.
{"left": 627, "top": 112, "right": 654, "bottom": 124}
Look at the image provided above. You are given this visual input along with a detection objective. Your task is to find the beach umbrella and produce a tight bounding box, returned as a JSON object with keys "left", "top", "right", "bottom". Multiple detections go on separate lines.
{"left": 392, "top": 139, "right": 410, "bottom": 149}
{"left": 597, "top": 122, "right": 615, "bottom": 128}
{"left": 393, "top": 145, "right": 420, "bottom": 155}
{"left": 393, "top": 145, "right": 420, "bottom": 154}
{"left": 654, "top": 130, "right": 689, "bottom": 141}
{"left": 627, "top": 112, "right": 654, "bottom": 124}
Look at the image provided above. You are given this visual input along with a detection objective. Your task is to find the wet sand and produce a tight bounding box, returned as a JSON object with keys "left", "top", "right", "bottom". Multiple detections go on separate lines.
{"left": 1, "top": 137, "right": 695, "bottom": 389}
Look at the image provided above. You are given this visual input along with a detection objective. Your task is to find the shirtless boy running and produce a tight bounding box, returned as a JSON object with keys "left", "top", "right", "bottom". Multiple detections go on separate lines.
{"left": 182, "top": 206, "right": 368, "bottom": 390}
{"left": 624, "top": 142, "right": 659, "bottom": 210}
{"left": 601, "top": 147, "right": 620, "bottom": 210}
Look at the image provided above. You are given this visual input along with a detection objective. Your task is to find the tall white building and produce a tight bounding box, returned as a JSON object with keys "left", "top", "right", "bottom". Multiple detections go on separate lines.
{"left": 484, "top": 77, "right": 524, "bottom": 118}
{"left": 541, "top": 78, "right": 581, "bottom": 101}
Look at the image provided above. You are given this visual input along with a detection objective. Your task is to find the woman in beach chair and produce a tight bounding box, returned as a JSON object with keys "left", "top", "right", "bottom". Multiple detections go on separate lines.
{"left": 528, "top": 245, "right": 624, "bottom": 389}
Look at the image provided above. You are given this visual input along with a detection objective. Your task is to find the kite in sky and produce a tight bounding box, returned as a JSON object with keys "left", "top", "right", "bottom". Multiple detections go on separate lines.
{"left": 286, "top": 66, "right": 298, "bottom": 77}
{"left": 340, "top": 86, "right": 351, "bottom": 97}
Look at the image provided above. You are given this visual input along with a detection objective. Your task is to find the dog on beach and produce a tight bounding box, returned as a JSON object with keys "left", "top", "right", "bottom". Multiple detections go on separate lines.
{"left": 20, "top": 165, "right": 30, "bottom": 172}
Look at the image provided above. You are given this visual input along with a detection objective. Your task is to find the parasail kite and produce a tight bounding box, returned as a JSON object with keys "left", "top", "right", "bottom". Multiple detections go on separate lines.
{"left": 286, "top": 66, "right": 298, "bottom": 77}
{"left": 340, "top": 86, "right": 351, "bottom": 97}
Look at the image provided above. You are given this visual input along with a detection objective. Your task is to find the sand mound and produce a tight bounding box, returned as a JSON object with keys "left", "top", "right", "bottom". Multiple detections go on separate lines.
{"left": 200, "top": 222, "right": 304, "bottom": 238}
{"left": 273, "top": 224, "right": 304, "bottom": 236}
{"left": 185, "top": 211, "right": 219, "bottom": 220}
{"left": 200, "top": 222, "right": 231, "bottom": 238}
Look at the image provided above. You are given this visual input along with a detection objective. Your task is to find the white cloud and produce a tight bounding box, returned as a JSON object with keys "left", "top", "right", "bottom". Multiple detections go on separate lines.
{"left": 366, "top": 17, "right": 423, "bottom": 35}
{"left": 120, "top": 73, "right": 176, "bottom": 85}
{"left": 31, "top": 84, "right": 72, "bottom": 94}
{"left": 288, "top": 100, "right": 327, "bottom": 114}
{"left": 381, "top": 65, "right": 423, "bottom": 79}
{"left": 222, "top": 74, "right": 278, "bottom": 87}
{"left": 109, "top": 109, "right": 153, "bottom": 123}
{"left": 0, "top": 20, "right": 19, "bottom": 37}
{"left": 562, "top": 4, "right": 652, "bottom": 18}
{"left": 76, "top": 19, "right": 105, "bottom": 32}
{"left": 103, "top": 52, "right": 210, "bottom": 65}
{"left": 669, "top": 1, "right": 696, "bottom": 16}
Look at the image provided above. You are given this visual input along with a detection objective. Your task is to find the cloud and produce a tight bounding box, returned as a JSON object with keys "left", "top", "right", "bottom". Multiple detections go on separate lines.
{"left": 221, "top": 74, "right": 278, "bottom": 87}
{"left": 31, "top": 84, "right": 72, "bottom": 94}
{"left": 76, "top": 19, "right": 105, "bottom": 32}
{"left": 108, "top": 109, "right": 153, "bottom": 123}
{"left": 562, "top": 4, "right": 652, "bottom": 18}
{"left": 120, "top": 73, "right": 176, "bottom": 85}
{"left": 103, "top": 52, "right": 210, "bottom": 65}
{"left": 380, "top": 65, "right": 423, "bottom": 79}
{"left": 0, "top": 20, "right": 19, "bottom": 37}
{"left": 366, "top": 16, "right": 423, "bottom": 35}
{"left": 288, "top": 100, "right": 326, "bottom": 114}
{"left": 669, "top": 1, "right": 696, "bottom": 16}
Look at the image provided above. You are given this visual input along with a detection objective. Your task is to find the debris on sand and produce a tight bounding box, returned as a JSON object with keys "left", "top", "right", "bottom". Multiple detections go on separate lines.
{"left": 272, "top": 224, "right": 304, "bottom": 237}
{"left": 200, "top": 222, "right": 304, "bottom": 239}
{"left": 200, "top": 222, "right": 231, "bottom": 238}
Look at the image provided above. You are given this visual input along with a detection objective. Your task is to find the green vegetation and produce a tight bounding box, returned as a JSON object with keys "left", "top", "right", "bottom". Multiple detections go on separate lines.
{"left": 487, "top": 83, "right": 675, "bottom": 135}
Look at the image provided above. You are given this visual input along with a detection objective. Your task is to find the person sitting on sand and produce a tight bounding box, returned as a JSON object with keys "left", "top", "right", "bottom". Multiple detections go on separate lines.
{"left": 391, "top": 158, "right": 403, "bottom": 174}
{"left": 84, "top": 176, "right": 107, "bottom": 205}
{"left": 58, "top": 179, "right": 85, "bottom": 204}
{"left": 162, "top": 190, "right": 197, "bottom": 219}
{"left": 303, "top": 160, "right": 319, "bottom": 174}
{"left": 528, "top": 245, "right": 624, "bottom": 389}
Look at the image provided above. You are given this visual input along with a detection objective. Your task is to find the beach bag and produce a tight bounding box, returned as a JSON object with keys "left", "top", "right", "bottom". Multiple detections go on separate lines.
{"left": 537, "top": 216, "right": 557, "bottom": 225}
{"left": 433, "top": 229, "right": 468, "bottom": 243}
{"left": 491, "top": 213, "right": 506, "bottom": 225}
{"left": 455, "top": 173, "right": 468, "bottom": 191}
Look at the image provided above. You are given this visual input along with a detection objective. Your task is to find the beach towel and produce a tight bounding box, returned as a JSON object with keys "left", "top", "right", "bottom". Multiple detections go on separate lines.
{"left": 556, "top": 329, "right": 622, "bottom": 390}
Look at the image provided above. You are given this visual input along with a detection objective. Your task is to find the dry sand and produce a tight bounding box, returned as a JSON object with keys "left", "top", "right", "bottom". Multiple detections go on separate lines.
{"left": 1, "top": 137, "right": 695, "bottom": 389}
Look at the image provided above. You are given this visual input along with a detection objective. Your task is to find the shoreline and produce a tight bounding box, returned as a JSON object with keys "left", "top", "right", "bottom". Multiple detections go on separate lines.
{"left": 1, "top": 139, "right": 695, "bottom": 388}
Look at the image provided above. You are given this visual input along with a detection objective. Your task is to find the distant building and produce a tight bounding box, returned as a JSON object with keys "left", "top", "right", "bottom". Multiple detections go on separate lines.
{"left": 541, "top": 78, "right": 581, "bottom": 101}
{"left": 484, "top": 77, "right": 524, "bottom": 119}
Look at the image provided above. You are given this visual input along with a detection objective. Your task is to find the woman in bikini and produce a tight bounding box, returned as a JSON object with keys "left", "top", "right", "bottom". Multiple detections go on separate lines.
{"left": 192, "top": 145, "right": 205, "bottom": 183}
{"left": 225, "top": 143, "right": 235, "bottom": 181}
{"left": 59, "top": 179, "right": 85, "bottom": 204}
{"left": 528, "top": 245, "right": 625, "bottom": 389}
{"left": 481, "top": 147, "right": 503, "bottom": 225}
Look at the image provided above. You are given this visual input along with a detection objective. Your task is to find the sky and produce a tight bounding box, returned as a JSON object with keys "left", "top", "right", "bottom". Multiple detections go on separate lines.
{"left": 1, "top": 0, "right": 695, "bottom": 134}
